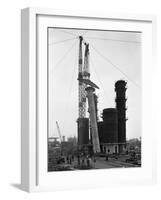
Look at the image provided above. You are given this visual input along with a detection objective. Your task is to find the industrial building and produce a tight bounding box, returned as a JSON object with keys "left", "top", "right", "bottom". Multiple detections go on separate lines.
{"left": 48, "top": 33, "right": 141, "bottom": 171}
{"left": 98, "top": 108, "right": 119, "bottom": 154}
{"left": 98, "top": 80, "right": 127, "bottom": 154}
{"left": 76, "top": 35, "right": 127, "bottom": 155}
{"left": 78, "top": 79, "right": 127, "bottom": 154}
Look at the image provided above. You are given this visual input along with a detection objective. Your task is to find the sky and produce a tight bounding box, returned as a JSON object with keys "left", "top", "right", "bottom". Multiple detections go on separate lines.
{"left": 48, "top": 27, "right": 142, "bottom": 140}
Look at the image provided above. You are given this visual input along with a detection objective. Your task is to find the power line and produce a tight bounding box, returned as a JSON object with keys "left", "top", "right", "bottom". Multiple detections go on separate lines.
{"left": 54, "top": 40, "right": 78, "bottom": 70}
{"left": 85, "top": 36, "right": 140, "bottom": 44}
{"left": 49, "top": 37, "right": 76, "bottom": 45}
{"left": 90, "top": 43, "right": 140, "bottom": 88}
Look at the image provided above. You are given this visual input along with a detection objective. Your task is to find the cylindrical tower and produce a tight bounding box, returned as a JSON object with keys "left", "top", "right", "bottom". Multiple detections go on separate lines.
{"left": 102, "top": 108, "right": 118, "bottom": 143}
{"left": 93, "top": 93, "right": 98, "bottom": 121}
{"left": 86, "top": 86, "right": 100, "bottom": 153}
{"left": 77, "top": 118, "right": 89, "bottom": 146}
{"left": 97, "top": 121, "right": 104, "bottom": 143}
{"left": 115, "top": 80, "right": 127, "bottom": 152}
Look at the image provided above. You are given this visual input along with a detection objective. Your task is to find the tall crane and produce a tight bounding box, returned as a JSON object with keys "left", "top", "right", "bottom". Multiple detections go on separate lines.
{"left": 77, "top": 36, "right": 100, "bottom": 153}
{"left": 78, "top": 36, "right": 86, "bottom": 118}
{"left": 78, "top": 37, "right": 95, "bottom": 118}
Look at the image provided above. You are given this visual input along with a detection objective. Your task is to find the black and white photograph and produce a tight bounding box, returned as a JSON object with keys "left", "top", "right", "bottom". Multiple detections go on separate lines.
{"left": 47, "top": 27, "right": 142, "bottom": 172}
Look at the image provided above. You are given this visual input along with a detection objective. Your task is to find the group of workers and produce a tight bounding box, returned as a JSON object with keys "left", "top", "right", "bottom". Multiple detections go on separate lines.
{"left": 66, "top": 155, "right": 74, "bottom": 164}
{"left": 77, "top": 154, "right": 96, "bottom": 168}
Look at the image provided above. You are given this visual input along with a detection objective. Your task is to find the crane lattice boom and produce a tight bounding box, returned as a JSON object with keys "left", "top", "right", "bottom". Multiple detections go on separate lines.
{"left": 77, "top": 36, "right": 100, "bottom": 153}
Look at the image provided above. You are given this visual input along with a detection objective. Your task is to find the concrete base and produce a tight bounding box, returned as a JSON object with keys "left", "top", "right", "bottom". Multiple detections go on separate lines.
{"left": 101, "top": 143, "right": 126, "bottom": 154}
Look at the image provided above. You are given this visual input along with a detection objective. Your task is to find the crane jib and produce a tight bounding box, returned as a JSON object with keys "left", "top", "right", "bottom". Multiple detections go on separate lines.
{"left": 78, "top": 78, "right": 99, "bottom": 89}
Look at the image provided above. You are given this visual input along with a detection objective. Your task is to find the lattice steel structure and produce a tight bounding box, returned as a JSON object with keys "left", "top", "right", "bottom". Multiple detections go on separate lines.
{"left": 78, "top": 37, "right": 90, "bottom": 118}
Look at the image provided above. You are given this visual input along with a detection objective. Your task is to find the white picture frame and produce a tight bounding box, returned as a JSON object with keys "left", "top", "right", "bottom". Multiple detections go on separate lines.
{"left": 21, "top": 7, "right": 156, "bottom": 192}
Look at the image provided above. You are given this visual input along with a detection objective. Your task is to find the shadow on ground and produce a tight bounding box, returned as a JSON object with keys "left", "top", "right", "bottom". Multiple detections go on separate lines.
{"left": 10, "top": 183, "right": 24, "bottom": 191}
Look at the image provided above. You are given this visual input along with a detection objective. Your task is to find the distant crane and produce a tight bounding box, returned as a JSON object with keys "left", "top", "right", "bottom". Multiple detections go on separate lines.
{"left": 56, "top": 121, "right": 62, "bottom": 143}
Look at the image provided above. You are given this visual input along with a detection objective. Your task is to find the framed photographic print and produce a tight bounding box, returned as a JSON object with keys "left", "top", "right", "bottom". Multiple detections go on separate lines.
{"left": 21, "top": 8, "right": 156, "bottom": 192}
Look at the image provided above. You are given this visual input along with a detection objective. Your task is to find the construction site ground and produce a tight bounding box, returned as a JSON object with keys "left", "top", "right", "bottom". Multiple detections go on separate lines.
{"left": 74, "top": 156, "right": 140, "bottom": 170}
{"left": 49, "top": 155, "right": 140, "bottom": 171}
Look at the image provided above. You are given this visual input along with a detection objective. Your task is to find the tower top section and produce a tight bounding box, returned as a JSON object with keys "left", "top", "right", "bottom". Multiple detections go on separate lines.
{"left": 115, "top": 80, "right": 127, "bottom": 89}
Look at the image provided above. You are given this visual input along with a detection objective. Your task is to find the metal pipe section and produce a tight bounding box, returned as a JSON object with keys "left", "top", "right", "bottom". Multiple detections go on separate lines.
{"left": 86, "top": 87, "right": 100, "bottom": 153}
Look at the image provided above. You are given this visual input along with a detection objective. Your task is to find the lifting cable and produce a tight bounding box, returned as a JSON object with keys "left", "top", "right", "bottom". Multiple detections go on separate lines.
{"left": 49, "top": 37, "right": 76, "bottom": 45}
{"left": 90, "top": 43, "right": 141, "bottom": 89}
{"left": 90, "top": 58, "right": 111, "bottom": 105}
{"left": 85, "top": 36, "right": 140, "bottom": 44}
{"left": 61, "top": 43, "right": 78, "bottom": 133}
{"left": 54, "top": 40, "right": 78, "bottom": 70}
{"left": 82, "top": 30, "right": 89, "bottom": 37}
{"left": 57, "top": 29, "right": 77, "bottom": 37}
